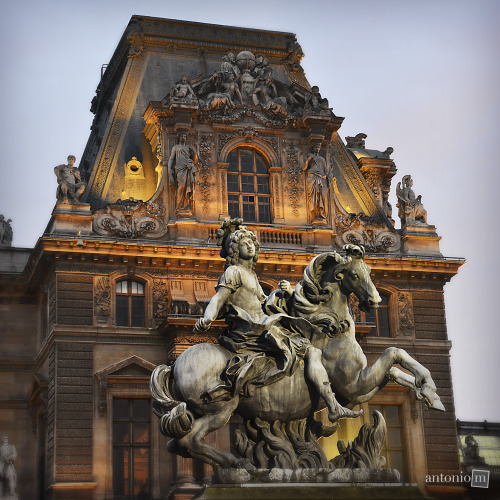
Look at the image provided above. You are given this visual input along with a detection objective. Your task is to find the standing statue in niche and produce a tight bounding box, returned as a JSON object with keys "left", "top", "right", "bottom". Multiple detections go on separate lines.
{"left": 0, "top": 435, "right": 17, "bottom": 498}
{"left": 54, "top": 155, "right": 86, "bottom": 204}
{"left": 168, "top": 133, "right": 198, "bottom": 216}
{"left": 0, "top": 216, "right": 13, "bottom": 247}
{"left": 396, "top": 175, "right": 428, "bottom": 226}
{"left": 303, "top": 144, "right": 332, "bottom": 223}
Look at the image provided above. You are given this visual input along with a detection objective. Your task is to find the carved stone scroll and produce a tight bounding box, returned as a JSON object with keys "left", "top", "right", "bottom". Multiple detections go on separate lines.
{"left": 93, "top": 198, "right": 167, "bottom": 239}
{"left": 335, "top": 213, "right": 400, "bottom": 253}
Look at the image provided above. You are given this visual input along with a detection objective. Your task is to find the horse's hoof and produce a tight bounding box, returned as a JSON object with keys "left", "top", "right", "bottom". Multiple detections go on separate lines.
{"left": 420, "top": 384, "right": 445, "bottom": 412}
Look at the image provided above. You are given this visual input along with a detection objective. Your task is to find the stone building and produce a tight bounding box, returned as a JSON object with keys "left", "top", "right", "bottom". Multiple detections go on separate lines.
{"left": 0, "top": 16, "right": 464, "bottom": 500}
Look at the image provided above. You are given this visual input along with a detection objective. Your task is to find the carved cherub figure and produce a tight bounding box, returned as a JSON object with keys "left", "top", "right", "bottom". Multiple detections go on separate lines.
{"left": 304, "top": 85, "right": 329, "bottom": 114}
{"left": 169, "top": 76, "right": 197, "bottom": 101}
{"left": 252, "top": 77, "right": 288, "bottom": 118}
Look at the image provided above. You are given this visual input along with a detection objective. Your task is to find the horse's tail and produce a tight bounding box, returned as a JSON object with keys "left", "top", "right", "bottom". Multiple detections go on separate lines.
{"left": 150, "top": 364, "right": 194, "bottom": 438}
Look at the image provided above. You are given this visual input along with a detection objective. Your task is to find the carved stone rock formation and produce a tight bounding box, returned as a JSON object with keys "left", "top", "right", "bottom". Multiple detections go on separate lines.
{"left": 233, "top": 417, "right": 336, "bottom": 470}
{"left": 331, "top": 410, "right": 387, "bottom": 469}
{"left": 93, "top": 198, "right": 167, "bottom": 239}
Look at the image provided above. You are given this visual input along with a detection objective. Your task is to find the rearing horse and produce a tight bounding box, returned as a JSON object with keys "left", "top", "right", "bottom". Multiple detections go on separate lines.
{"left": 150, "top": 244, "right": 444, "bottom": 470}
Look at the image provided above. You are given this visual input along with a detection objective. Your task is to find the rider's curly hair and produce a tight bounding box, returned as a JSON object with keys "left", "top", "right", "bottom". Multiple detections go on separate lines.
{"left": 225, "top": 228, "right": 260, "bottom": 269}
{"left": 216, "top": 218, "right": 260, "bottom": 269}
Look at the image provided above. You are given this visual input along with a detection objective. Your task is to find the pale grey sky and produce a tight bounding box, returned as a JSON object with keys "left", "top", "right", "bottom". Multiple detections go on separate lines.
{"left": 1, "top": 0, "right": 499, "bottom": 421}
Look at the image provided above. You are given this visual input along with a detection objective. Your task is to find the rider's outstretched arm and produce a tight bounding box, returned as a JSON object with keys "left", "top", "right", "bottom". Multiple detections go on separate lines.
{"left": 194, "top": 286, "right": 232, "bottom": 333}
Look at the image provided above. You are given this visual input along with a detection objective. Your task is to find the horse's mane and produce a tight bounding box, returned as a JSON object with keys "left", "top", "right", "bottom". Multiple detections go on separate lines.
{"left": 293, "top": 245, "right": 365, "bottom": 316}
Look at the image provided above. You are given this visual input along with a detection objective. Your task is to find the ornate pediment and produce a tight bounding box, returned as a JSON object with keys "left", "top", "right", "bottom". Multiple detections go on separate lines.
{"left": 95, "top": 355, "right": 157, "bottom": 415}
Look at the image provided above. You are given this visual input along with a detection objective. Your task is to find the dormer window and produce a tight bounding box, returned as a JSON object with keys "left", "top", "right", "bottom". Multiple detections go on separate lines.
{"left": 116, "top": 280, "right": 145, "bottom": 327}
{"left": 227, "top": 147, "right": 271, "bottom": 223}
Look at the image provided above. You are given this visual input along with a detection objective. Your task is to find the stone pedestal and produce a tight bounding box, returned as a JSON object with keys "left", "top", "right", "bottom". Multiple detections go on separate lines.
{"left": 168, "top": 219, "right": 206, "bottom": 243}
{"left": 192, "top": 468, "right": 429, "bottom": 499}
{"left": 47, "top": 203, "right": 93, "bottom": 235}
{"left": 401, "top": 224, "right": 441, "bottom": 256}
{"left": 195, "top": 484, "right": 428, "bottom": 499}
{"left": 303, "top": 227, "right": 335, "bottom": 251}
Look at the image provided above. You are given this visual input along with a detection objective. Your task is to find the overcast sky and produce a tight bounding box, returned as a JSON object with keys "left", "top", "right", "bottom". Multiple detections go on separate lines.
{"left": 1, "top": 0, "right": 499, "bottom": 422}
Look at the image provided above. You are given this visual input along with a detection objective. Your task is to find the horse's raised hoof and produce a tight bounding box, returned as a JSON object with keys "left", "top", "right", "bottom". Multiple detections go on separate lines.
{"left": 420, "top": 384, "right": 445, "bottom": 412}
{"left": 329, "top": 406, "right": 363, "bottom": 423}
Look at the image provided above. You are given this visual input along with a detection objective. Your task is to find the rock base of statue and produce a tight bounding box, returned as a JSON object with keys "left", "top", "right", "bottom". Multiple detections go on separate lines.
{"left": 193, "top": 468, "right": 428, "bottom": 499}
{"left": 213, "top": 467, "right": 400, "bottom": 484}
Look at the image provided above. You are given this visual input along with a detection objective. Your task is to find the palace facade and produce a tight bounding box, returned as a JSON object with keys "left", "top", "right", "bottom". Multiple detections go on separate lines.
{"left": 0, "top": 16, "right": 464, "bottom": 500}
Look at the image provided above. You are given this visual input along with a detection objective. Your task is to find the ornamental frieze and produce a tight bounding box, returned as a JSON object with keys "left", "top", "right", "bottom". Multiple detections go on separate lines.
{"left": 397, "top": 291, "right": 415, "bottom": 334}
{"left": 94, "top": 276, "right": 111, "bottom": 317}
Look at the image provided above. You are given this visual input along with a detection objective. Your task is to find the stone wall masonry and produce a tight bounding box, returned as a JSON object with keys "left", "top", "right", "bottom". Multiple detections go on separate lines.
{"left": 56, "top": 273, "right": 93, "bottom": 325}
{"left": 416, "top": 352, "right": 461, "bottom": 478}
{"left": 52, "top": 342, "right": 94, "bottom": 483}
{"left": 412, "top": 290, "right": 448, "bottom": 340}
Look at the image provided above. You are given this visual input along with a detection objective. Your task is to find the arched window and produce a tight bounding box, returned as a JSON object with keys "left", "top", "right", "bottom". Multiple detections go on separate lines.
{"left": 116, "top": 280, "right": 145, "bottom": 327}
{"left": 227, "top": 147, "right": 271, "bottom": 223}
{"left": 366, "top": 292, "right": 390, "bottom": 337}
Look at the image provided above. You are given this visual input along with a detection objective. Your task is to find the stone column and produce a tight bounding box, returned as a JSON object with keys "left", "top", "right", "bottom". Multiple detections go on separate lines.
{"left": 218, "top": 163, "right": 229, "bottom": 221}
{"left": 269, "top": 167, "right": 285, "bottom": 224}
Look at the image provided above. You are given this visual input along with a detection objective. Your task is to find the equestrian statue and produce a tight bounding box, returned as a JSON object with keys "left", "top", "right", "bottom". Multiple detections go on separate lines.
{"left": 150, "top": 218, "right": 444, "bottom": 471}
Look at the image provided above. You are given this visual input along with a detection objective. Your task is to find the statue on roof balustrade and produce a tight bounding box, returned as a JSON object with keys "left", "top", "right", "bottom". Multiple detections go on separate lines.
{"left": 54, "top": 155, "right": 86, "bottom": 204}
{"left": 396, "top": 174, "right": 428, "bottom": 225}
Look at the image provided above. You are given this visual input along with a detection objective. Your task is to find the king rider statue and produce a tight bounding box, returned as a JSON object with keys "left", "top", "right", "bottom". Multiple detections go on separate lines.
{"left": 194, "top": 218, "right": 361, "bottom": 423}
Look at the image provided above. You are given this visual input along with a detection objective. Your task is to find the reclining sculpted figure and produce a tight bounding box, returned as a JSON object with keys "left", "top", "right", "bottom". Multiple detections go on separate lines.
{"left": 150, "top": 218, "right": 444, "bottom": 470}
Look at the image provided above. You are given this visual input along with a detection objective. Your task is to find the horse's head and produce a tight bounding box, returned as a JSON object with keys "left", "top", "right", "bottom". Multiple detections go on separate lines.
{"left": 296, "top": 245, "right": 380, "bottom": 315}
{"left": 335, "top": 245, "right": 381, "bottom": 312}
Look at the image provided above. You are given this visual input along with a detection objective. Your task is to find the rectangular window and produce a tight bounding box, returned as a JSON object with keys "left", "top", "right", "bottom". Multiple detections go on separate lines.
{"left": 113, "top": 398, "right": 151, "bottom": 499}
{"left": 116, "top": 296, "right": 129, "bottom": 327}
